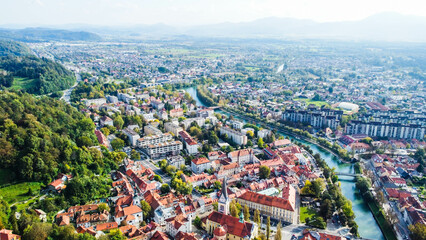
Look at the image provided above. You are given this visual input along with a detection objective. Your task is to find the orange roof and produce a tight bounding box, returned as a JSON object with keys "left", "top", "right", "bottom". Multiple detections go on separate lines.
{"left": 238, "top": 191, "right": 295, "bottom": 211}
{"left": 192, "top": 157, "right": 210, "bottom": 165}
{"left": 207, "top": 211, "right": 254, "bottom": 238}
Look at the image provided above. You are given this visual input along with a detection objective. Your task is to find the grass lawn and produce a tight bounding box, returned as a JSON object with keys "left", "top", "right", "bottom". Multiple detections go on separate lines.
{"left": 367, "top": 200, "right": 397, "bottom": 240}
{"left": 300, "top": 206, "right": 318, "bottom": 223}
{"left": 8, "top": 77, "right": 37, "bottom": 91}
{"left": 294, "top": 98, "right": 330, "bottom": 108}
{"left": 0, "top": 182, "right": 42, "bottom": 204}
{"left": 0, "top": 169, "right": 15, "bottom": 186}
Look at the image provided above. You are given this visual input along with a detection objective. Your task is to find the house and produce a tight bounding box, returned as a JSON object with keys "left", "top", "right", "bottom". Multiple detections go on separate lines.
{"left": 0, "top": 229, "right": 20, "bottom": 240}
{"left": 179, "top": 131, "right": 199, "bottom": 155}
{"left": 346, "top": 142, "right": 370, "bottom": 153}
{"left": 165, "top": 214, "right": 192, "bottom": 237}
{"left": 166, "top": 155, "right": 185, "bottom": 169}
{"left": 205, "top": 211, "right": 258, "bottom": 240}
{"left": 164, "top": 122, "right": 183, "bottom": 136}
{"left": 169, "top": 108, "right": 184, "bottom": 118}
{"left": 123, "top": 128, "right": 140, "bottom": 146}
{"left": 299, "top": 229, "right": 345, "bottom": 240}
{"left": 114, "top": 205, "right": 143, "bottom": 227}
{"left": 228, "top": 149, "right": 255, "bottom": 166}
{"left": 34, "top": 209, "right": 47, "bottom": 222}
{"left": 48, "top": 174, "right": 72, "bottom": 193}
{"left": 95, "top": 130, "right": 108, "bottom": 147}
{"left": 191, "top": 157, "right": 211, "bottom": 174}
{"left": 100, "top": 116, "right": 114, "bottom": 127}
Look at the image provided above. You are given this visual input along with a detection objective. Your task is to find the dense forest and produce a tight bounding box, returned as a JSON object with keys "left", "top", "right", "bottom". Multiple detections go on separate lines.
{"left": 0, "top": 39, "right": 31, "bottom": 56}
{"left": 0, "top": 91, "right": 120, "bottom": 184}
{"left": 0, "top": 40, "right": 76, "bottom": 94}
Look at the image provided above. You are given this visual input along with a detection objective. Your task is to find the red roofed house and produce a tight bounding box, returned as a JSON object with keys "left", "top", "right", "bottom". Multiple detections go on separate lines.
{"left": 228, "top": 149, "right": 255, "bottom": 166}
{"left": 114, "top": 205, "right": 143, "bottom": 227}
{"left": 165, "top": 214, "right": 192, "bottom": 237}
{"left": 300, "top": 229, "right": 344, "bottom": 240}
{"left": 191, "top": 157, "right": 211, "bottom": 174}
{"left": 0, "top": 229, "right": 20, "bottom": 240}
{"left": 205, "top": 211, "right": 257, "bottom": 240}
{"left": 179, "top": 130, "right": 199, "bottom": 155}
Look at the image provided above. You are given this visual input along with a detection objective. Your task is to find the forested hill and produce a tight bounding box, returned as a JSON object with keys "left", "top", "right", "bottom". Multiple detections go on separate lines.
{"left": 0, "top": 91, "right": 118, "bottom": 184}
{"left": 0, "top": 39, "right": 31, "bottom": 56}
{"left": 0, "top": 40, "right": 76, "bottom": 94}
{"left": 0, "top": 28, "right": 101, "bottom": 42}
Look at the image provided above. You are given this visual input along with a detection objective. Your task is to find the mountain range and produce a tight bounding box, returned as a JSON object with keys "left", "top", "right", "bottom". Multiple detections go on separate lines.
{"left": 1, "top": 12, "right": 426, "bottom": 42}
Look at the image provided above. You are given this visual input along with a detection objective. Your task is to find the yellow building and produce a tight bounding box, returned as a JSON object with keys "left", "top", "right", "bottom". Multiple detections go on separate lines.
{"left": 236, "top": 189, "right": 296, "bottom": 224}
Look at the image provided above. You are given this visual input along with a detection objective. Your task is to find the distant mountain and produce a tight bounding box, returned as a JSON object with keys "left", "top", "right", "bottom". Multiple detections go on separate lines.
{"left": 65, "top": 12, "right": 426, "bottom": 42}
{"left": 182, "top": 12, "right": 426, "bottom": 42}
{"left": 0, "top": 27, "right": 102, "bottom": 42}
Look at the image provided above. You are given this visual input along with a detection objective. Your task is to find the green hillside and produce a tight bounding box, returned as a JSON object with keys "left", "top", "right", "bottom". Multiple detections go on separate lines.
{"left": 0, "top": 40, "right": 75, "bottom": 94}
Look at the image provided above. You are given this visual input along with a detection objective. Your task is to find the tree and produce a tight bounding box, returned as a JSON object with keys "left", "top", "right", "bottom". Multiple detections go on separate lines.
{"left": 98, "top": 203, "right": 110, "bottom": 213}
{"left": 229, "top": 200, "right": 241, "bottom": 217}
{"left": 114, "top": 115, "right": 124, "bottom": 130}
{"left": 140, "top": 200, "right": 152, "bottom": 219}
{"left": 319, "top": 199, "right": 333, "bottom": 220}
{"left": 193, "top": 216, "right": 202, "bottom": 229}
{"left": 266, "top": 216, "right": 271, "bottom": 240}
{"left": 111, "top": 138, "right": 125, "bottom": 151}
{"left": 23, "top": 222, "right": 51, "bottom": 240}
{"left": 154, "top": 175, "right": 163, "bottom": 183}
{"left": 100, "top": 127, "right": 110, "bottom": 136}
{"left": 259, "top": 166, "right": 271, "bottom": 179}
{"left": 243, "top": 205, "right": 250, "bottom": 221}
{"left": 213, "top": 181, "right": 221, "bottom": 190}
{"left": 275, "top": 221, "right": 282, "bottom": 240}
{"left": 108, "top": 229, "right": 126, "bottom": 240}
{"left": 160, "top": 184, "right": 170, "bottom": 194}
{"left": 257, "top": 138, "right": 264, "bottom": 148}
{"left": 130, "top": 149, "right": 140, "bottom": 160}
{"left": 409, "top": 223, "right": 426, "bottom": 240}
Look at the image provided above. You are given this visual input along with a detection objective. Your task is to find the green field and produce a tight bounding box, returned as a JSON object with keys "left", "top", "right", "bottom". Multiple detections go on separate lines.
{"left": 8, "top": 77, "right": 37, "bottom": 91}
{"left": 0, "top": 182, "right": 42, "bottom": 204}
{"left": 294, "top": 98, "right": 330, "bottom": 108}
{"left": 300, "top": 206, "right": 319, "bottom": 223}
{"left": 0, "top": 169, "right": 15, "bottom": 186}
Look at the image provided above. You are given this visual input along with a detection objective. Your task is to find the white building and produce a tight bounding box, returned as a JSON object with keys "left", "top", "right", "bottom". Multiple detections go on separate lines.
{"left": 136, "top": 133, "right": 172, "bottom": 148}
{"left": 165, "top": 214, "right": 192, "bottom": 237}
{"left": 191, "top": 157, "right": 211, "bottom": 174}
{"left": 84, "top": 98, "right": 106, "bottom": 106}
{"left": 220, "top": 127, "right": 247, "bottom": 145}
{"left": 122, "top": 128, "right": 140, "bottom": 146}
{"left": 164, "top": 122, "right": 183, "bottom": 136}
{"left": 144, "top": 125, "right": 163, "bottom": 135}
{"left": 228, "top": 149, "right": 255, "bottom": 166}
{"left": 114, "top": 205, "right": 143, "bottom": 227}
{"left": 166, "top": 155, "right": 186, "bottom": 169}
{"left": 144, "top": 141, "right": 183, "bottom": 159}
{"left": 258, "top": 129, "right": 271, "bottom": 139}
{"left": 179, "top": 131, "right": 199, "bottom": 155}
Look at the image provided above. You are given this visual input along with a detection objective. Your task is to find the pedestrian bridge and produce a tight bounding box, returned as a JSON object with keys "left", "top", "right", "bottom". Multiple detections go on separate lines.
{"left": 335, "top": 172, "right": 361, "bottom": 177}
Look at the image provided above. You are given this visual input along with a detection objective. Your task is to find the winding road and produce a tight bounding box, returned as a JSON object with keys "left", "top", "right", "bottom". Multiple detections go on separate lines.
{"left": 60, "top": 72, "right": 81, "bottom": 104}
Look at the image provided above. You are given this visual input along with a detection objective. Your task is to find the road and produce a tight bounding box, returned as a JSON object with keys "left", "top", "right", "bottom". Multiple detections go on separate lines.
{"left": 60, "top": 72, "right": 81, "bottom": 104}
{"left": 137, "top": 154, "right": 171, "bottom": 185}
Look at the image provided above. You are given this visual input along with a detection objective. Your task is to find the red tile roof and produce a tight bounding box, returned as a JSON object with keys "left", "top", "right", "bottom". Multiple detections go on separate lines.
{"left": 238, "top": 191, "right": 295, "bottom": 211}
{"left": 207, "top": 211, "right": 254, "bottom": 238}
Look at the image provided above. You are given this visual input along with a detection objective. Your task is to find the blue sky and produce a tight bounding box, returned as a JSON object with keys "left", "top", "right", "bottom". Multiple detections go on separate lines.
{"left": 1, "top": 0, "right": 426, "bottom": 26}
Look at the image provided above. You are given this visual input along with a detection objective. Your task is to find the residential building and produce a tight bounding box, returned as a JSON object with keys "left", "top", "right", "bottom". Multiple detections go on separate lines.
{"left": 191, "top": 157, "right": 211, "bottom": 174}
{"left": 144, "top": 125, "right": 163, "bottom": 135}
{"left": 114, "top": 205, "right": 143, "bottom": 227}
{"left": 165, "top": 214, "right": 192, "bottom": 237}
{"left": 136, "top": 133, "right": 172, "bottom": 148}
{"left": 169, "top": 108, "right": 184, "bottom": 118}
{"left": 220, "top": 127, "right": 247, "bottom": 145}
{"left": 205, "top": 211, "right": 257, "bottom": 240}
{"left": 0, "top": 229, "right": 20, "bottom": 240}
{"left": 164, "top": 122, "right": 183, "bottom": 136}
{"left": 345, "top": 120, "right": 425, "bottom": 140}
{"left": 236, "top": 187, "right": 296, "bottom": 224}
{"left": 179, "top": 131, "right": 199, "bottom": 155}
{"left": 228, "top": 149, "right": 255, "bottom": 166}
{"left": 166, "top": 155, "right": 185, "bottom": 169}
{"left": 100, "top": 116, "right": 114, "bottom": 127}
{"left": 123, "top": 128, "right": 140, "bottom": 146}
{"left": 144, "top": 141, "right": 183, "bottom": 159}
{"left": 84, "top": 98, "right": 106, "bottom": 106}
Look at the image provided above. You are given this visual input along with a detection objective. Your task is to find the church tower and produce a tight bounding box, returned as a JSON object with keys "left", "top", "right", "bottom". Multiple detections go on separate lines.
{"left": 218, "top": 177, "right": 230, "bottom": 215}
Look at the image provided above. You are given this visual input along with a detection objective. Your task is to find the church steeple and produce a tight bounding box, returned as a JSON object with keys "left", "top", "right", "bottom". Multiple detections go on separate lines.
{"left": 218, "top": 177, "right": 230, "bottom": 215}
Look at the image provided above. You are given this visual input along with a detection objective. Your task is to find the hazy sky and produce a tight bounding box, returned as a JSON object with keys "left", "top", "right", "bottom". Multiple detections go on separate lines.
{"left": 1, "top": 0, "right": 426, "bottom": 27}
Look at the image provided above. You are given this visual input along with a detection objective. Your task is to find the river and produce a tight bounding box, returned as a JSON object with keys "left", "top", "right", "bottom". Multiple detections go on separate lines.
{"left": 185, "top": 87, "right": 384, "bottom": 240}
